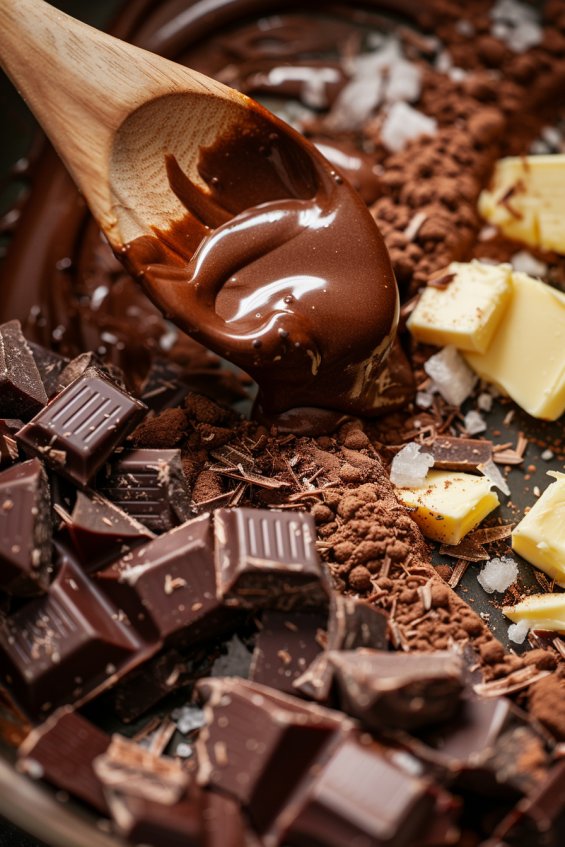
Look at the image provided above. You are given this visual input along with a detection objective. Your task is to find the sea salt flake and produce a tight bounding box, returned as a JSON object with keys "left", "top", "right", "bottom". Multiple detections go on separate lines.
{"left": 477, "top": 393, "right": 493, "bottom": 412}
{"left": 386, "top": 59, "right": 421, "bottom": 103}
{"left": 477, "top": 555, "right": 518, "bottom": 594}
{"left": 390, "top": 442, "right": 434, "bottom": 488}
{"left": 424, "top": 345, "right": 477, "bottom": 406}
{"left": 508, "top": 619, "right": 530, "bottom": 644}
{"left": 326, "top": 75, "right": 383, "bottom": 131}
{"left": 416, "top": 391, "right": 434, "bottom": 409}
{"left": 541, "top": 449, "right": 554, "bottom": 461}
{"left": 171, "top": 705, "right": 206, "bottom": 735}
{"left": 381, "top": 102, "right": 437, "bottom": 153}
{"left": 465, "top": 410, "right": 487, "bottom": 435}
{"left": 478, "top": 458, "right": 511, "bottom": 496}
{"left": 511, "top": 250, "right": 547, "bottom": 278}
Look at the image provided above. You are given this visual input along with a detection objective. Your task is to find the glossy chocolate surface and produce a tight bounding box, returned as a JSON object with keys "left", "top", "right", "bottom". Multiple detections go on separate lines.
{"left": 0, "top": 320, "right": 47, "bottom": 421}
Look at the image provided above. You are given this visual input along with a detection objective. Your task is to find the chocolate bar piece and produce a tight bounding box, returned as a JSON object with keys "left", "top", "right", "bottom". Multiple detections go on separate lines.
{"left": 204, "top": 792, "right": 246, "bottom": 847}
{"left": 96, "top": 514, "right": 237, "bottom": 648}
{"left": 27, "top": 341, "right": 70, "bottom": 399}
{"left": 214, "top": 508, "right": 329, "bottom": 611}
{"left": 0, "top": 320, "right": 48, "bottom": 420}
{"left": 492, "top": 759, "right": 565, "bottom": 846}
{"left": 17, "top": 706, "right": 110, "bottom": 813}
{"left": 277, "top": 735, "right": 437, "bottom": 847}
{"left": 196, "top": 677, "right": 347, "bottom": 833}
{"left": 420, "top": 436, "right": 493, "bottom": 472}
{"left": 99, "top": 448, "right": 193, "bottom": 533}
{"left": 249, "top": 610, "right": 326, "bottom": 695}
{"left": 16, "top": 368, "right": 147, "bottom": 487}
{"left": 67, "top": 489, "right": 155, "bottom": 572}
{"left": 329, "top": 649, "right": 465, "bottom": 732}
{"left": 0, "top": 419, "right": 23, "bottom": 468}
{"left": 0, "top": 557, "right": 151, "bottom": 720}
{"left": 108, "top": 791, "right": 205, "bottom": 847}
{"left": 140, "top": 358, "right": 194, "bottom": 413}
{"left": 416, "top": 697, "right": 551, "bottom": 797}
{"left": 0, "top": 458, "right": 52, "bottom": 596}
{"left": 58, "top": 352, "right": 127, "bottom": 392}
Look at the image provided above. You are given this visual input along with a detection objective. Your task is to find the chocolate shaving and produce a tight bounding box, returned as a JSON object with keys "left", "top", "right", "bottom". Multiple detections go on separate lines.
{"left": 474, "top": 667, "right": 551, "bottom": 698}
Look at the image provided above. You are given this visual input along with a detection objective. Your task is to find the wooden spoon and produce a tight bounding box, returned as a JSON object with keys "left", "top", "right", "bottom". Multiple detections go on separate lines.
{"left": 0, "top": 0, "right": 267, "bottom": 250}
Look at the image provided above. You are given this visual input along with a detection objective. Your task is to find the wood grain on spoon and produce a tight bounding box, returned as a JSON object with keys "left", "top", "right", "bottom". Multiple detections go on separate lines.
{"left": 0, "top": 0, "right": 254, "bottom": 248}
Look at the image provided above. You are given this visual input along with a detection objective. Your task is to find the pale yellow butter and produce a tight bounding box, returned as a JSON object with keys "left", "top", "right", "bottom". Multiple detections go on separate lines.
{"left": 478, "top": 154, "right": 565, "bottom": 253}
{"left": 464, "top": 273, "right": 565, "bottom": 420}
{"left": 407, "top": 260, "right": 513, "bottom": 353}
{"left": 512, "top": 472, "right": 565, "bottom": 583}
{"left": 504, "top": 592, "right": 565, "bottom": 632}
{"left": 394, "top": 469, "right": 499, "bottom": 545}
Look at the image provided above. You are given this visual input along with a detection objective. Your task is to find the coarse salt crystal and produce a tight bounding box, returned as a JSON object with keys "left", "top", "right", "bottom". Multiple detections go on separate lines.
{"left": 381, "top": 102, "right": 437, "bottom": 153}
{"left": 542, "top": 449, "right": 554, "bottom": 461}
{"left": 511, "top": 250, "right": 548, "bottom": 278}
{"left": 508, "top": 619, "right": 530, "bottom": 644}
{"left": 477, "top": 555, "right": 518, "bottom": 594}
{"left": 424, "top": 345, "right": 477, "bottom": 407}
{"left": 465, "top": 410, "right": 487, "bottom": 435}
{"left": 390, "top": 442, "right": 434, "bottom": 488}
{"left": 416, "top": 391, "right": 434, "bottom": 409}
{"left": 477, "top": 392, "right": 493, "bottom": 412}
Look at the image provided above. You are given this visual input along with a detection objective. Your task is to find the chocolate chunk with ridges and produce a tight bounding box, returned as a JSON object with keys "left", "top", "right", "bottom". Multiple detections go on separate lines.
{"left": 99, "top": 448, "right": 194, "bottom": 533}
{"left": 108, "top": 791, "right": 205, "bottom": 847}
{"left": 214, "top": 508, "right": 329, "bottom": 611}
{"left": 0, "top": 557, "right": 152, "bottom": 721}
{"left": 328, "top": 649, "right": 465, "bottom": 731}
{"left": 27, "top": 341, "right": 70, "bottom": 398}
{"left": 492, "top": 759, "right": 565, "bottom": 846}
{"left": 58, "top": 351, "right": 127, "bottom": 392}
{"left": 0, "top": 458, "right": 52, "bottom": 596}
{"left": 276, "top": 735, "right": 439, "bottom": 847}
{"left": 67, "top": 489, "right": 155, "bottom": 572}
{"left": 196, "top": 676, "right": 348, "bottom": 834}
{"left": 416, "top": 697, "right": 551, "bottom": 797}
{"left": 17, "top": 706, "right": 110, "bottom": 813}
{"left": 249, "top": 610, "right": 326, "bottom": 695}
{"left": 16, "top": 368, "right": 147, "bottom": 487}
{"left": 0, "top": 320, "right": 48, "bottom": 420}
{"left": 96, "top": 514, "right": 237, "bottom": 647}
{"left": 0, "top": 419, "right": 23, "bottom": 468}
{"left": 420, "top": 436, "right": 493, "bottom": 472}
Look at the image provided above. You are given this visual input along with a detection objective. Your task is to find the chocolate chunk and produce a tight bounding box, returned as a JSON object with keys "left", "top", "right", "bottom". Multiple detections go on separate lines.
{"left": 0, "top": 458, "right": 52, "bottom": 596}
{"left": 140, "top": 358, "right": 195, "bottom": 413}
{"left": 275, "top": 736, "right": 438, "bottom": 847}
{"left": 214, "top": 508, "right": 329, "bottom": 611}
{"left": 204, "top": 792, "right": 246, "bottom": 847}
{"left": 58, "top": 351, "right": 127, "bottom": 392}
{"left": 493, "top": 759, "right": 565, "bottom": 846}
{"left": 17, "top": 706, "right": 110, "bottom": 813}
{"left": 0, "top": 557, "right": 151, "bottom": 720}
{"left": 67, "top": 489, "right": 155, "bottom": 572}
{"left": 0, "top": 419, "right": 23, "bottom": 468}
{"left": 196, "top": 677, "right": 347, "bottom": 834}
{"left": 420, "top": 436, "right": 493, "bottom": 472}
{"left": 16, "top": 367, "right": 147, "bottom": 487}
{"left": 99, "top": 448, "right": 194, "bottom": 533}
{"left": 96, "top": 514, "right": 237, "bottom": 648}
{"left": 27, "top": 341, "right": 70, "bottom": 398}
{"left": 0, "top": 320, "right": 48, "bottom": 420}
{"left": 328, "top": 649, "right": 465, "bottom": 732}
{"left": 249, "top": 610, "right": 326, "bottom": 695}
{"left": 416, "top": 697, "right": 551, "bottom": 797}
{"left": 108, "top": 791, "right": 205, "bottom": 847}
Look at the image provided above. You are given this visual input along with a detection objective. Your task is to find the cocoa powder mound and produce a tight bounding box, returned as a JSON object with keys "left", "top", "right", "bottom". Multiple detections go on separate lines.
{"left": 129, "top": 407, "right": 188, "bottom": 448}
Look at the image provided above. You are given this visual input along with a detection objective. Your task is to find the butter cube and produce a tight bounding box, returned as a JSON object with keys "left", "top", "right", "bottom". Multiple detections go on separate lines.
{"left": 512, "top": 472, "right": 565, "bottom": 583}
{"left": 478, "top": 154, "right": 565, "bottom": 253}
{"left": 394, "top": 469, "right": 499, "bottom": 545}
{"left": 503, "top": 592, "right": 565, "bottom": 632}
{"left": 464, "top": 273, "right": 565, "bottom": 420}
{"left": 407, "top": 260, "right": 513, "bottom": 353}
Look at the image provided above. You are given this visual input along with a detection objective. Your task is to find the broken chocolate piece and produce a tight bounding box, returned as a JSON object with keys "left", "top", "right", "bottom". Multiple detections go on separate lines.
{"left": 27, "top": 341, "right": 70, "bottom": 399}
{"left": 420, "top": 436, "right": 493, "bottom": 472}
{"left": 67, "top": 489, "right": 155, "bottom": 572}
{"left": 0, "top": 419, "right": 23, "bottom": 468}
{"left": 274, "top": 735, "right": 438, "bottom": 847}
{"left": 0, "top": 320, "right": 48, "bottom": 420}
{"left": 328, "top": 649, "right": 464, "bottom": 732}
{"left": 492, "top": 758, "right": 565, "bottom": 846}
{"left": 204, "top": 792, "right": 246, "bottom": 847}
{"left": 140, "top": 358, "right": 195, "bottom": 413}
{"left": 416, "top": 697, "right": 551, "bottom": 797}
{"left": 214, "top": 508, "right": 329, "bottom": 611}
{"left": 196, "top": 677, "right": 348, "bottom": 833}
{"left": 0, "top": 557, "right": 151, "bottom": 720}
{"left": 99, "top": 448, "right": 193, "bottom": 533}
{"left": 108, "top": 790, "right": 205, "bottom": 847}
{"left": 17, "top": 706, "right": 110, "bottom": 813}
{"left": 16, "top": 367, "right": 147, "bottom": 487}
{"left": 0, "top": 458, "right": 52, "bottom": 596}
{"left": 58, "top": 351, "right": 127, "bottom": 392}
{"left": 96, "top": 514, "right": 237, "bottom": 647}
{"left": 249, "top": 610, "right": 327, "bottom": 695}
